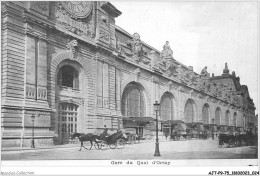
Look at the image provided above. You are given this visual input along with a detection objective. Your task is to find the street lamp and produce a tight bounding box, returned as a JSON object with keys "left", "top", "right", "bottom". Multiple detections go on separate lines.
{"left": 212, "top": 118, "right": 215, "bottom": 140}
{"left": 31, "top": 114, "right": 35, "bottom": 148}
{"left": 154, "top": 101, "right": 161, "bottom": 157}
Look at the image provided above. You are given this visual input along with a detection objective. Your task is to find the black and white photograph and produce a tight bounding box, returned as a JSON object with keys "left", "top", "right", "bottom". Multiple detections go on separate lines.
{"left": 1, "top": 1, "right": 259, "bottom": 175}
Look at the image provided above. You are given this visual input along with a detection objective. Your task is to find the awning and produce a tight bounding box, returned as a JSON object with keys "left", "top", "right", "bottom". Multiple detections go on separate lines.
{"left": 203, "top": 123, "right": 217, "bottom": 127}
{"left": 161, "top": 120, "right": 184, "bottom": 125}
{"left": 186, "top": 122, "right": 203, "bottom": 127}
{"left": 123, "top": 116, "right": 155, "bottom": 125}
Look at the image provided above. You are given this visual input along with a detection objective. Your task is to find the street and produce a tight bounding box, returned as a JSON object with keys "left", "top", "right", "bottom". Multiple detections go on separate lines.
{"left": 1, "top": 139, "right": 257, "bottom": 160}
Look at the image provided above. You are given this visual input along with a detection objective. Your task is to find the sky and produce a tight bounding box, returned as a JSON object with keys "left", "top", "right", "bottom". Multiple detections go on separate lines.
{"left": 111, "top": 1, "right": 259, "bottom": 114}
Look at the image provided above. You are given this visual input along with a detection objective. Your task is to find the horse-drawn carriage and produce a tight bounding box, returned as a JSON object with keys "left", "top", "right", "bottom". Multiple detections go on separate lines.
{"left": 218, "top": 131, "right": 257, "bottom": 148}
{"left": 71, "top": 131, "right": 127, "bottom": 151}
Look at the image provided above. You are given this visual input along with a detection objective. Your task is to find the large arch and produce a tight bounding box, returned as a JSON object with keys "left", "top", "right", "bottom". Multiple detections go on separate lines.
{"left": 159, "top": 92, "right": 176, "bottom": 120}
{"left": 121, "top": 82, "right": 146, "bottom": 117}
{"left": 49, "top": 51, "right": 94, "bottom": 111}
{"left": 225, "top": 110, "right": 231, "bottom": 126}
{"left": 202, "top": 103, "right": 210, "bottom": 124}
{"left": 48, "top": 51, "right": 95, "bottom": 142}
{"left": 184, "top": 98, "right": 197, "bottom": 123}
{"left": 121, "top": 78, "right": 151, "bottom": 116}
{"left": 215, "top": 107, "right": 221, "bottom": 125}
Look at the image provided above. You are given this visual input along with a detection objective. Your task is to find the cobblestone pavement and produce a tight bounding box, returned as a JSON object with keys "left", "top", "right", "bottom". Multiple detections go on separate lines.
{"left": 1, "top": 140, "right": 257, "bottom": 160}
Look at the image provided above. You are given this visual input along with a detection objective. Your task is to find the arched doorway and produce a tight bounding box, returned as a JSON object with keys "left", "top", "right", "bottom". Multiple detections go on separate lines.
{"left": 121, "top": 82, "right": 146, "bottom": 136}
{"left": 56, "top": 63, "right": 83, "bottom": 144}
{"left": 121, "top": 83, "right": 145, "bottom": 117}
{"left": 160, "top": 92, "right": 175, "bottom": 138}
{"left": 160, "top": 92, "right": 174, "bottom": 121}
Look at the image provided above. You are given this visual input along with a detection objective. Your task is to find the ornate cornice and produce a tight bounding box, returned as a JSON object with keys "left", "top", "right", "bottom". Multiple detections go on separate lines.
{"left": 100, "top": 2, "right": 122, "bottom": 18}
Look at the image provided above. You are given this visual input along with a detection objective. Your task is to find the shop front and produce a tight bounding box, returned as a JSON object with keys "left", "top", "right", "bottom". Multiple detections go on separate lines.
{"left": 123, "top": 117, "right": 155, "bottom": 137}
{"left": 186, "top": 122, "right": 204, "bottom": 139}
{"left": 203, "top": 124, "right": 217, "bottom": 139}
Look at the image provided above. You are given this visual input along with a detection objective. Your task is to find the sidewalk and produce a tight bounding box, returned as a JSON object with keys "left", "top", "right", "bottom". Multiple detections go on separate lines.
{"left": 1, "top": 143, "right": 79, "bottom": 152}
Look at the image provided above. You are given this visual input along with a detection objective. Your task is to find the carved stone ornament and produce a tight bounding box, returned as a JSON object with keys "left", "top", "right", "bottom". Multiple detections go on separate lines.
{"left": 66, "top": 39, "right": 78, "bottom": 59}
{"left": 26, "top": 84, "right": 36, "bottom": 99}
{"left": 32, "top": 2, "right": 49, "bottom": 15}
{"left": 62, "top": 2, "right": 93, "bottom": 19}
{"left": 160, "top": 57, "right": 177, "bottom": 77}
{"left": 55, "top": 2, "right": 96, "bottom": 39}
{"left": 176, "top": 65, "right": 189, "bottom": 84}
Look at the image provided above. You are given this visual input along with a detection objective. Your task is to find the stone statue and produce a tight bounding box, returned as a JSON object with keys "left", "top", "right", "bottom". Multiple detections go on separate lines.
{"left": 200, "top": 66, "right": 209, "bottom": 78}
{"left": 160, "top": 41, "right": 173, "bottom": 59}
{"left": 126, "top": 32, "right": 147, "bottom": 58}
{"left": 159, "top": 41, "right": 176, "bottom": 76}
{"left": 186, "top": 66, "right": 197, "bottom": 86}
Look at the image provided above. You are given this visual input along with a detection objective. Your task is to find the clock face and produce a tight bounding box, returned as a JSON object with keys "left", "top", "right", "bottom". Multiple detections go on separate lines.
{"left": 62, "top": 1, "right": 93, "bottom": 19}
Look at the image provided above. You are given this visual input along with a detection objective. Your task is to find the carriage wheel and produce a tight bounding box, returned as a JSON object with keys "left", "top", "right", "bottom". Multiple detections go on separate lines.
{"left": 109, "top": 142, "right": 117, "bottom": 149}
{"left": 116, "top": 139, "right": 125, "bottom": 149}
{"left": 100, "top": 141, "right": 108, "bottom": 150}
{"left": 145, "top": 134, "right": 153, "bottom": 140}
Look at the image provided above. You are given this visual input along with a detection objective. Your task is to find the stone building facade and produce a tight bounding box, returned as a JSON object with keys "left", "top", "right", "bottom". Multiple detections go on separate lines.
{"left": 1, "top": 1, "right": 257, "bottom": 147}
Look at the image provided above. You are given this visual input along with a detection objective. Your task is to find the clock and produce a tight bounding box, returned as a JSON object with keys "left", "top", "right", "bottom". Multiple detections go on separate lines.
{"left": 62, "top": 1, "right": 93, "bottom": 19}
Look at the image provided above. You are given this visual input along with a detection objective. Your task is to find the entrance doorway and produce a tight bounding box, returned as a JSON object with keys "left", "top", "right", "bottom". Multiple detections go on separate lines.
{"left": 58, "top": 103, "right": 78, "bottom": 144}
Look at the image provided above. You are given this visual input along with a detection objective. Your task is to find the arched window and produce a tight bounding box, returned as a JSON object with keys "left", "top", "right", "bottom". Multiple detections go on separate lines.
{"left": 215, "top": 108, "right": 221, "bottom": 125}
{"left": 233, "top": 113, "right": 237, "bottom": 126}
{"left": 160, "top": 93, "right": 173, "bottom": 120}
{"left": 184, "top": 99, "right": 195, "bottom": 123}
{"left": 58, "top": 65, "right": 79, "bottom": 89}
{"left": 202, "top": 104, "right": 210, "bottom": 124}
{"left": 121, "top": 83, "right": 145, "bottom": 117}
{"left": 225, "top": 110, "right": 230, "bottom": 126}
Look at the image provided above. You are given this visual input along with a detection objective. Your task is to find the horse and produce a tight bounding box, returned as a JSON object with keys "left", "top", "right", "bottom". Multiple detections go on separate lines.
{"left": 71, "top": 133, "right": 99, "bottom": 151}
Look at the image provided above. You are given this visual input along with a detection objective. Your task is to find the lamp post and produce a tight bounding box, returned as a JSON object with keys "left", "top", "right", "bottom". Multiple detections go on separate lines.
{"left": 212, "top": 118, "right": 215, "bottom": 140}
{"left": 31, "top": 114, "right": 35, "bottom": 148}
{"left": 154, "top": 101, "right": 161, "bottom": 157}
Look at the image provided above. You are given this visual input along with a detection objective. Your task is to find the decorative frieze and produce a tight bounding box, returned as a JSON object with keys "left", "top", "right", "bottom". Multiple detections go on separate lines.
{"left": 1, "top": 109, "right": 23, "bottom": 114}
{"left": 26, "top": 84, "right": 36, "bottom": 99}
{"left": 31, "top": 2, "right": 49, "bottom": 16}
{"left": 37, "top": 86, "right": 47, "bottom": 100}
{"left": 99, "top": 29, "right": 110, "bottom": 43}
{"left": 24, "top": 110, "right": 51, "bottom": 116}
